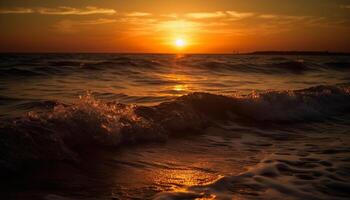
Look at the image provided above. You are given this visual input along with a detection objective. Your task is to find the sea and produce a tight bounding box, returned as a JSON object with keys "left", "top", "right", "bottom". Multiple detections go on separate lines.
{"left": 0, "top": 53, "right": 350, "bottom": 200}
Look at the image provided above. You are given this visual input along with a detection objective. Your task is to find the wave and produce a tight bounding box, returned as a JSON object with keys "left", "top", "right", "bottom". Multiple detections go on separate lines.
{"left": 155, "top": 150, "right": 350, "bottom": 200}
{"left": 13, "top": 100, "right": 59, "bottom": 110}
{"left": 262, "top": 61, "right": 312, "bottom": 74}
{"left": 92, "top": 92, "right": 174, "bottom": 103}
{"left": 0, "top": 95, "right": 22, "bottom": 105}
{"left": 49, "top": 57, "right": 163, "bottom": 70}
{"left": 49, "top": 61, "right": 83, "bottom": 67}
{"left": 0, "top": 56, "right": 166, "bottom": 78}
{"left": 324, "top": 61, "right": 350, "bottom": 70}
{"left": 0, "top": 65, "right": 73, "bottom": 78}
{"left": 1, "top": 55, "right": 349, "bottom": 80}
{"left": 0, "top": 68, "right": 46, "bottom": 77}
{"left": 0, "top": 83, "right": 349, "bottom": 175}
{"left": 182, "top": 60, "right": 315, "bottom": 74}
{"left": 178, "top": 57, "right": 348, "bottom": 74}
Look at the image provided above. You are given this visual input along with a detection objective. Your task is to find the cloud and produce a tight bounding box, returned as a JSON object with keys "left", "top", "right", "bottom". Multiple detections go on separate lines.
{"left": 0, "top": 7, "right": 33, "bottom": 14}
{"left": 53, "top": 18, "right": 116, "bottom": 33}
{"left": 124, "top": 12, "right": 152, "bottom": 17}
{"left": 79, "top": 18, "right": 117, "bottom": 25}
{"left": 259, "top": 14, "right": 308, "bottom": 21}
{"left": 3, "top": 7, "right": 346, "bottom": 38}
{"left": 226, "top": 11, "right": 254, "bottom": 19}
{"left": 37, "top": 6, "right": 116, "bottom": 15}
{"left": 185, "top": 11, "right": 254, "bottom": 20}
{"left": 186, "top": 11, "right": 226, "bottom": 19}
{"left": 119, "top": 17, "right": 157, "bottom": 25}
{"left": 0, "top": 6, "right": 116, "bottom": 15}
{"left": 259, "top": 14, "right": 278, "bottom": 19}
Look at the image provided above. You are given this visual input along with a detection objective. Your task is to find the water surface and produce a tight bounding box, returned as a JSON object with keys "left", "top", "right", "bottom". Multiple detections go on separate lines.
{"left": 1, "top": 54, "right": 350, "bottom": 200}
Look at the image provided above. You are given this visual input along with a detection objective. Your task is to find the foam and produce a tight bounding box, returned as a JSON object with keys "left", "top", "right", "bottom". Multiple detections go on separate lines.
{"left": 0, "top": 84, "right": 349, "bottom": 175}
{"left": 155, "top": 152, "right": 350, "bottom": 200}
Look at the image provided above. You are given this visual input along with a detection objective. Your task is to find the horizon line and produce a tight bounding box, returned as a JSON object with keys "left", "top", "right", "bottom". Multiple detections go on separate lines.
{"left": 1, "top": 50, "right": 350, "bottom": 55}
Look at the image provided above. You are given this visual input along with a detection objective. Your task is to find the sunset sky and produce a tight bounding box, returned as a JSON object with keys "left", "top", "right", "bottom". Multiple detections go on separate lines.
{"left": 1, "top": 0, "right": 350, "bottom": 53}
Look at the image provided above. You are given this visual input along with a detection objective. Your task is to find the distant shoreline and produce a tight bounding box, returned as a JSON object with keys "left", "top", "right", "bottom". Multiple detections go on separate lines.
{"left": 240, "top": 51, "right": 350, "bottom": 56}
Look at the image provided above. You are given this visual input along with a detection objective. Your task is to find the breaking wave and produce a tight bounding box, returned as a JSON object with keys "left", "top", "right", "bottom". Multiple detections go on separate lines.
{"left": 0, "top": 83, "right": 350, "bottom": 175}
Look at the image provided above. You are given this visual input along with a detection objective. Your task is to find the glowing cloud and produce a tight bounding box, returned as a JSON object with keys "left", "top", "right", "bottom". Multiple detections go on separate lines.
{"left": 226, "top": 11, "right": 255, "bottom": 19}
{"left": 0, "top": 8, "right": 33, "bottom": 14}
{"left": 37, "top": 6, "right": 116, "bottom": 15}
{"left": 186, "top": 11, "right": 226, "bottom": 19}
{"left": 125, "top": 12, "right": 152, "bottom": 17}
{"left": 259, "top": 14, "right": 278, "bottom": 19}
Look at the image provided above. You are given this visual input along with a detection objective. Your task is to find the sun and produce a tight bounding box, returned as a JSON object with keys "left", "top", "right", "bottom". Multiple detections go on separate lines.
{"left": 175, "top": 38, "right": 186, "bottom": 47}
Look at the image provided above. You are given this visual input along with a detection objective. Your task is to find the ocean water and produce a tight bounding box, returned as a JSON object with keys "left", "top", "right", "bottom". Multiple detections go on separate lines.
{"left": 0, "top": 54, "right": 350, "bottom": 199}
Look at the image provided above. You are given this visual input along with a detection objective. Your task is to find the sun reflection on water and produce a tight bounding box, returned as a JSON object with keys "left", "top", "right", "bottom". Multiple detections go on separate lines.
{"left": 152, "top": 167, "right": 221, "bottom": 197}
{"left": 154, "top": 169, "right": 217, "bottom": 186}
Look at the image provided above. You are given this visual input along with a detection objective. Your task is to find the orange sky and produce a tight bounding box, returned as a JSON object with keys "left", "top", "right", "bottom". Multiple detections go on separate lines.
{"left": 0, "top": 0, "right": 350, "bottom": 53}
